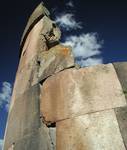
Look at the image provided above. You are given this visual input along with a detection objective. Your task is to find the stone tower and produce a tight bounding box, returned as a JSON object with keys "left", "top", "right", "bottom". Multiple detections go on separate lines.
{"left": 3, "top": 2, "right": 127, "bottom": 150}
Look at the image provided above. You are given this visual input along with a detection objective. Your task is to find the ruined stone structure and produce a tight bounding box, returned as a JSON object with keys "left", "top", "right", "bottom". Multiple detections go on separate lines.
{"left": 3, "top": 2, "right": 127, "bottom": 150}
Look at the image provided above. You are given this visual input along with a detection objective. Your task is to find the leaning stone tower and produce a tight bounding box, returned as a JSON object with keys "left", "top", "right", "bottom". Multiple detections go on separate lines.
{"left": 3, "top": 2, "right": 127, "bottom": 150}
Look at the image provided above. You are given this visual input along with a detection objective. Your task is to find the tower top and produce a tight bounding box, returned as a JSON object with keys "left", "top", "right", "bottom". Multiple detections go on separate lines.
{"left": 20, "top": 2, "right": 50, "bottom": 57}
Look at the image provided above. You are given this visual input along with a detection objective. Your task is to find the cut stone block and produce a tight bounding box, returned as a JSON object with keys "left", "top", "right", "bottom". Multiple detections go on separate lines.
{"left": 113, "top": 62, "right": 127, "bottom": 148}
{"left": 20, "top": 2, "right": 50, "bottom": 53}
{"left": 115, "top": 106, "right": 127, "bottom": 149}
{"left": 20, "top": 15, "right": 61, "bottom": 66}
{"left": 49, "top": 128, "right": 56, "bottom": 150}
{"left": 11, "top": 59, "right": 39, "bottom": 99}
{"left": 12, "top": 18, "right": 49, "bottom": 98}
{"left": 6, "top": 125, "right": 54, "bottom": 150}
{"left": 12, "top": 17, "right": 72, "bottom": 98}
{"left": 4, "top": 85, "right": 40, "bottom": 150}
{"left": 40, "top": 64, "right": 126, "bottom": 122}
{"left": 113, "top": 62, "right": 127, "bottom": 99}
{"left": 38, "top": 44, "right": 74, "bottom": 82}
{"left": 56, "top": 110, "right": 126, "bottom": 150}
{"left": 20, "top": 18, "right": 48, "bottom": 68}
{"left": 12, "top": 44, "right": 74, "bottom": 99}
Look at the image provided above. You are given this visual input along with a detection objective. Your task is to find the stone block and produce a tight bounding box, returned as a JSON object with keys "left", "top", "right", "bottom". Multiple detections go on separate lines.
{"left": 115, "top": 106, "right": 127, "bottom": 149}
{"left": 49, "top": 128, "right": 56, "bottom": 150}
{"left": 12, "top": 18, "right": 72, "bottom": 98}
{"left": 20, "top": 18, "right": 48, "bottom": 68}
{"left": 40, "top": 64, "right": 126, "bottom": 122}
{"left": 113, "top": 62, "right": 127, "bottom": 148}
{"left": 20, "top": 2, "right": 50, "bottom": 51}
{"left": 113, "top": 62, "right": 127, "bottom": 99}
{"left": 12, "top": 44, "right": 74, "bottom": 99}
{"left": 11, "top": 59, "right": 39, "bottom": 100}
{"left": 12, "top": 18, "right": 49, "bottom": 98}
{"left": 56, "top": 110, "right": 126, "bottom": 150}
{"left": 5, "top": 125, "right": 54, "bottom": 150}
{"left": 4, "top": 85, "right": 40, "bottom": 150}
{"left": 38, "top": 44, "right": 74, "bottom": 82}
{"left": 20, "top": 15, "right": 61, "bottom": 66}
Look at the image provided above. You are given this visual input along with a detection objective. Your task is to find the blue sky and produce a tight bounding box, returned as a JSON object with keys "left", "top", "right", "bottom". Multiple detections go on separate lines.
{"left": 0, "top": 0, "right": 127, "bottom": 149}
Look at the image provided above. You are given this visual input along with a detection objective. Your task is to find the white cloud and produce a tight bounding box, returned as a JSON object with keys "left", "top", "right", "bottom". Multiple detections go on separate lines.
{"left": 0, "top": 139, "right": 3, "bottom": 150}
{"left": 55, "top": 2, "right": 103, "bottom": 67}
{"left": 62, "top": 33, "right": 103, "bottom": 67}
{"left": 55, "top": 13, "right": 82, "bottom": 31}
{"left": 0, "top": 82, "right": 12, "bottom": 112}
{"left": 77, "top": 57, "right": 103, "bottom": 67}
{"left": 66, "top": 1, "right": 74, "bottom": 8}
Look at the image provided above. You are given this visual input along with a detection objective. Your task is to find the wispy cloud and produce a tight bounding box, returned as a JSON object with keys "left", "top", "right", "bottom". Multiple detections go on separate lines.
{"left": 63, "top": 33, "right": 102, "bottom": 58}
{"left": 55, "top": 13, "right": 82, "bottom": 31}
{"left": 66, "top": 1, "right": 74, "bottom": 8}
{"left": 63, "top": 33, "right": 103, "bottom": 67}
{"left": 76, "top": 57, "right": 103, "bottom": 67}
{"left": 55, "top": 1, "right": 103, "bottom": 67}
{"left": 0, "top": 82, "right": 12, "bottom": 112}
{"left": 0, "top": 139, "right": 3, "bottom": 150}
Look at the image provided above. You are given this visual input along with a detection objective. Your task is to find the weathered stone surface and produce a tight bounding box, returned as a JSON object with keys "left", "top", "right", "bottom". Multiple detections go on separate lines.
{"left": 12, "top": 18, "right": 48, "bottom": 98}
{"left": 113, "top": 62, "right": 127, "bottom": 148}
{"left": 4, "top": 85, "right": 40, "bottom": 150}
{"left": 20, "top": 2, "right": 50, "bottom": 50}
{"left": 8, "top": 125, "right": 54, "bottom": 150}
{"left": 20, "top": 18, "right": 48, "bottom": 67}
{"left": 20, "top": 13, "right": 61, "bottom": 59}
{"left": 40, "top": 64, "right": 126, "bottom": 122}
{"left": 37, "top": 16, "right": 61, "bottom": 46}
{"left": 20, "top": 15, "right": 61, "bottom": 68}
{"left": 56, "top": 110, "right": 126, "bottom": 150}
{"left": 38, "top": 44, "right": 74, "bottom": 82}
{"left": 49, "top": 128, "right": 56, "bottom": 150}
{"left": 12, "top": 16, "right": 63, "bottom": 98}
{"left": 5, "top": 1, "right": 127, "bottom": 149}
{"left": 115, "top": 106, "right": 127, "bottom": 149}
{"left": 12, "top": 45, "right": 74, "bottom": 99}
{"left": 113, "top": 62, "right": 127, "bottom": 99}
{"left": 11, "top": 59, "right": 39, "bottom": 100}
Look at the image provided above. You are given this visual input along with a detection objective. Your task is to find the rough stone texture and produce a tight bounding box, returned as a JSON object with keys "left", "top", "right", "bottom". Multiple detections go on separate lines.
{"left": 4, "top": 1, "right": 127, "bottom": 149}
{"left": 113, "top": 62, "right": 127, "bottom": 149}
{"left": 113, "top": 62, "right": 127, "bottom": 99}
{"left": 11, "top": 4, "right": 62, "bottom": 101}
{"left": 11, "top": 59, "right": 39, "bottom": 101}
{"left": 38, "top": 44, "right": 74, "bottom": 82}
{"left": 4, "top": 85, "right": 40, "bottom": 150}
{"left": 115, "top": 107, "right": 127, "bottom": 149}
{"left": 4, "top": 2, "right": 71, "bottom": 150}
{"left": 20, "top": 11, "right": 61, "bottom": 58}
{"left": 40, "top": 64, "right": 126, "bottom": 122}
{"left": 13, "top": 125, "right": 54, "bottom": 150}
{"left": 56, "top": 110, "right": 126, "bottom": 150}
{"left": 12, "top": 18, "right": 47, "bottom": 100}
{"left": 20, "top": 15, "right": 61, "bottom": 67}
{"left": 49, "top": 128, "right": 56, "bottom": 150}
{"left": 20, "top": 19, "right": 46, "bottom": 65}
{"left": 20, "top": 2, "right": 50, "bottom": 50}
{"left": 37, "top": 16, "right": 61, "bottom": 46}
{"left": 20, "top": 17, "right": 51, "bottom": 67}
{"left": 12, "top": 45, "right": 74, "bottom": 100}
{"left": 12, "top": 17, "right": 63, "bottom": 99}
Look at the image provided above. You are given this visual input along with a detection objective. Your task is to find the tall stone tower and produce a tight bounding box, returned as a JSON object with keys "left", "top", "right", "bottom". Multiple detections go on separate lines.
{"left": 3, "top": 2, "right": 127, "bottom": 150}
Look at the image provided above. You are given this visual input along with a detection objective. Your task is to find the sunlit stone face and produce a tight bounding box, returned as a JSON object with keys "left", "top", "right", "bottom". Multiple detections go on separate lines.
{"left": 40, "top": 64, "right": 126, "bottom": 122}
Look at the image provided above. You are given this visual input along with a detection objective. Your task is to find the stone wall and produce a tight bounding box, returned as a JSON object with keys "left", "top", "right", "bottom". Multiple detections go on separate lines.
{"left": 3, "top": 3, "right": 127, "bottom": 150}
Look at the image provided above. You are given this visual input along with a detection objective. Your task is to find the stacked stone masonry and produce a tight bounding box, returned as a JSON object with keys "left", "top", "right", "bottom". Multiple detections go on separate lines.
{"left": 3, "top": 2, "right": 127, "bottom": 150}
